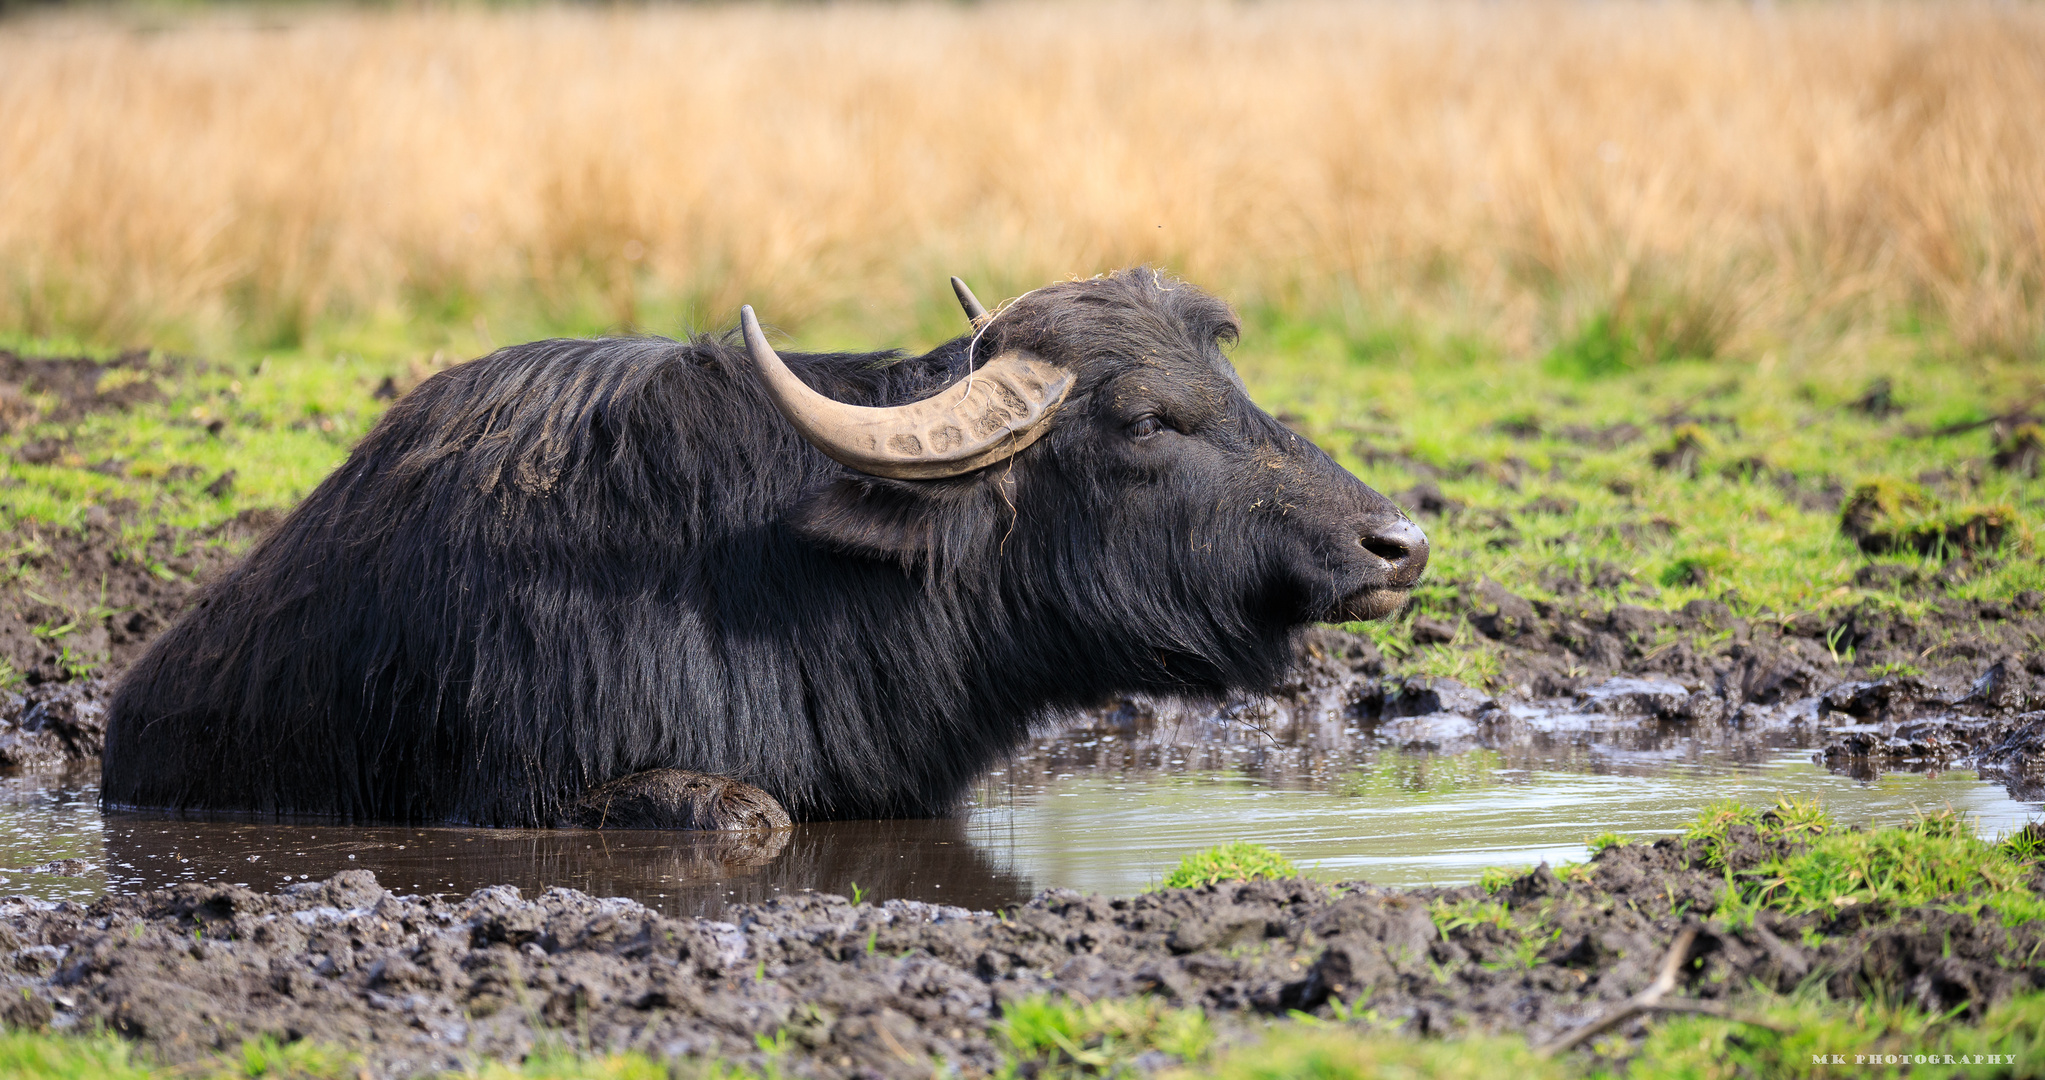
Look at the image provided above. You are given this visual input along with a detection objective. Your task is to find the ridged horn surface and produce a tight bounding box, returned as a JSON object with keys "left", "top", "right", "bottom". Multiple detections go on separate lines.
{"left": 950, "top": 276, "right": 991, "bottom": 326}
{"left": 740, "top": 305, "right": 1073, "bottom": 480}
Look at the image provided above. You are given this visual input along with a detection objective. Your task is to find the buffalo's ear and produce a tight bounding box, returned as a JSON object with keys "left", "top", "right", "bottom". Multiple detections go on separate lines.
{"left": 789, "top": 475, "right": 998, "bottom": 570}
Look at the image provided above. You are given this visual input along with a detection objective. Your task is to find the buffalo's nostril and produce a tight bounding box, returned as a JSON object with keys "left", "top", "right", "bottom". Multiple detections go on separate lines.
{"left": 1359, "top": 517, "right": 1429, "bottom": 584}
{"left": 1361, "top": 536, "right": 1410, "bottom": 561}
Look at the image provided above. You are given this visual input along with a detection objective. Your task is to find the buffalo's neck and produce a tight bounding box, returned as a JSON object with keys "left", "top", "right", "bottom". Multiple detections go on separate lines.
{"left": 739, "top": 535, "right": 1297, "bottom": 821}
{"left": 722, "top": 536, "right": 1036, "bottom": 819}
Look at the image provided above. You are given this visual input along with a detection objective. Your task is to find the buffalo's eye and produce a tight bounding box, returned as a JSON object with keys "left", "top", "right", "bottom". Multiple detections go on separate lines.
{"left": 1127, "top": 416, "right": 1166, "bottom": 440}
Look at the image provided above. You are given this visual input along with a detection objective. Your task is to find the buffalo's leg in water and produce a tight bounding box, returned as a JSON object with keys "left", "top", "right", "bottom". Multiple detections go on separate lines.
{"left": 561, "top": 770, "right": 791, "bottom": 830}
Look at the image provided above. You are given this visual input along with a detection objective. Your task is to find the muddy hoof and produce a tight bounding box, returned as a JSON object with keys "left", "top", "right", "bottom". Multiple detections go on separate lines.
{"left": 562, "top": 770, "right": 791, "bottom": 831}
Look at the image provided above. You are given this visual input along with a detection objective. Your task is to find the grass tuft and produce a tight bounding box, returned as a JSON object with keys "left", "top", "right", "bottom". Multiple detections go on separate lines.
{"left": 2001, "top": 822, "right": 2045, "bottom": 864}
{"left": 998, "top": 994, "right": 1213, "bottom": 1077}
{"left": 1681, "top": 797, "right": 1766, "bottom": 868}
{"left": 1430, "top": 898, "right": 1514, "bottom": 936}
{"left": 1478, "top": 865, "right": 1529, "bottom": 895}
{"left": 1159, "top": 842, "right": 1297, "bottom": 890}
{"left": 1841, "top": 480, "right": 2017, "bottom": 558}
{"left": 1586, "top": 831, "right": 1631, "bottom": 854}
{"left": 0, "top": 1030, "right": 153, "bottom": 1080}
{"left": 1759, "top": 795, "right": 1835, "bottom": 840}
{"left": 1714, "top": 805, "right": 2040, "bottom": 922}
{"left": 464, "top": 1049, "right": 681, "bottom": 1079}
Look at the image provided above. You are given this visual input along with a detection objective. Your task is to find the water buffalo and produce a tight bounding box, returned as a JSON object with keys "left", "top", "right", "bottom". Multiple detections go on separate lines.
{"left": 102, "top": 269, "right": 1426, "bottom": 828}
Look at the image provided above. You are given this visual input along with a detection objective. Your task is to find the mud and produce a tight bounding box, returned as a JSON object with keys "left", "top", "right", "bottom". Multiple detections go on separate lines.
{"left": 0, "top": 682, "right": 109, "bottom": 770}
{"left": 0, "top": 511, "right": 278, "bottom": 688}
{"left": 1, "top": 822, "right": 2039, "bottom": 1078}
{"left": 0, "top": 348, "right": 164, "bottom": 435}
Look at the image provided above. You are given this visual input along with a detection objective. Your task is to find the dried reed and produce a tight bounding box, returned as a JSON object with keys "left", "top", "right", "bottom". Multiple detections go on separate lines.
{"left": 1, "top": 1, "right": 2039, "bottom": 358}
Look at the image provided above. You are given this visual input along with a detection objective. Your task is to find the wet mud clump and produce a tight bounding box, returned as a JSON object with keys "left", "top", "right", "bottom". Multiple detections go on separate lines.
{"left": 0, "top": 681, "right": 109, "bottom": 769}
{"left": 2, "top": 824, "right": 2039, "bottom": 1078}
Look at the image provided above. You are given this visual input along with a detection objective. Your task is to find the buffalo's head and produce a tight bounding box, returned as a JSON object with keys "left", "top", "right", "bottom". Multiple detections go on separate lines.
{"left": 744, "top": 269, "right": 1426, "bottom": 693}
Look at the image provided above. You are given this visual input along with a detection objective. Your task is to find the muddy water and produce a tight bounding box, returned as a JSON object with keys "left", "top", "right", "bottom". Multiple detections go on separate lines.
{"left": 2, "top": 699, "right": 2039, "bottom": 918}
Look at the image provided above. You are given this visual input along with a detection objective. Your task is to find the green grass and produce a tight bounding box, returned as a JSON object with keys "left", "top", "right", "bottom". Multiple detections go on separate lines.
{"left": 1190, "top": 988, "right": 2045, "bottom": 1079}
{"left": 0, "top": 1031, "right": 361, "bottom": 1080}
{"left": 1647, "top": 798, "right": 2045, "bottom": 926}
{"left": 0, "top": 344, "right": 389, "bottom": 538}
{"left": 1717, "top": 806, "right": 2045, "bottom": 926}
{"left": 1679, "top": 795, "right": 1838, "bottom": 870}
{"left": 1476, "top": 865, "right": 1528, "bottom": 895}
{"left": 999, "top": 994, "right": 1215, "bottom": 1077}
{"left": 1584, "top": 832, "right": 1630, "bottom": 855}
{"left": 0, "top": 1029, "right": 155, "bottom": 1080}
{"left": 1604, "top": 988, "right": 2045, "bottom": 1080}
{"left": 1428, "top": 894, "right": 1561, "bottom": 971}
{"left": 1200, "top": 990, "right": 2045, "bottom": 1080}
{"left": 7, "top": 810, "right": 2041, "bottom": 1079}
{"left": 1188, "top": 1027, "right": 1573, "bottom": 1080}
{"left": 1430, "top": 897, "right": 1515, "bottom": 935}
{"left": 465, "top": 1050, "right": 681, "bottom": 1079}
{"left": 1159, "top": 841, "right": 1299, "bottom": 890}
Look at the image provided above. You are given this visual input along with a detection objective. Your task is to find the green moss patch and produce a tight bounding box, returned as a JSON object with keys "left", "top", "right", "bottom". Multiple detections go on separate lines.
{"left": 1159, "top": 842, "right": 1298, "bottom": 890}
{"left": 1840, "top": 479, "right": 2017, "bottom": 558}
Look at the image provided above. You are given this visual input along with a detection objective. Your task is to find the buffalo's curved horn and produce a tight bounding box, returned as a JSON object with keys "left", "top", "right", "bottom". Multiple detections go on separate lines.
{"left": 950, "top": 276, "right": 991, "bottom": 327}
{"left": 740, "top": 305, "right": 1073, "bottom": 481}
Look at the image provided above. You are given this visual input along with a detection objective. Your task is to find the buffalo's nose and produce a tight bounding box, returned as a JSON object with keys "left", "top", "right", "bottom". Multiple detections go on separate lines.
{"left": 1360, "top": 516, "right": 1429, "bottom": 587}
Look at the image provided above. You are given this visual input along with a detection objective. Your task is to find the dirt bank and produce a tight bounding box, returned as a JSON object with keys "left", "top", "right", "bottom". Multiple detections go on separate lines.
{"left": 0, "top": 510, "right": 276, "bottom": 692}
{"left": 1, "top": 824, "right": 2038, "bottom": 1078}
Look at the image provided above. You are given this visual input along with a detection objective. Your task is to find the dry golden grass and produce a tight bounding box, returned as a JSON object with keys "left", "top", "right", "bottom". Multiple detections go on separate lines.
{"left": 1, "top": 0, "right": 2040, "bottom": 357}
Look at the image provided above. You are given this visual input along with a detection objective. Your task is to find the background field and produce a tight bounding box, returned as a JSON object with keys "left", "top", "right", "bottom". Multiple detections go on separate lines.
{"left": 5, "top": 0, "right": 2043, "bottom": 355}
{"left": 0, "top": 0, "right": 2040, "bottom": 679}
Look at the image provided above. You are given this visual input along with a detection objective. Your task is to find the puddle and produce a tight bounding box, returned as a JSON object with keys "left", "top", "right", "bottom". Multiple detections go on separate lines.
{"left": 3, "top": 697, "right": 2040, "bottom": 917}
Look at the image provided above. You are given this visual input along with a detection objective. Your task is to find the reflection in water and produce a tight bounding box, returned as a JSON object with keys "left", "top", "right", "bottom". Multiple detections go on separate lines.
{"left": 1, "top": 695, "right": 2040, "bottom": 914}
{"left": 102, "top": 814, "right": 1032, "bottom": 918}
{"left": 1334, "top": 749, "right": 1507, "bottom": 798}
{"left": 966, "top": 699, "right": 2044, "bottom": 893}
{"left": 0, "top": 764, "right": 102, "bottom": 904}
{"left": 976, "top": 749, "right": 2039, "bottom": 894}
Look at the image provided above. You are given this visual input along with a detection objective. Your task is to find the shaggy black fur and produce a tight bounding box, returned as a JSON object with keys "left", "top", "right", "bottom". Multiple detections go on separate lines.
{"left": 102, "top": 270, "right": 1423, "bottom": 825}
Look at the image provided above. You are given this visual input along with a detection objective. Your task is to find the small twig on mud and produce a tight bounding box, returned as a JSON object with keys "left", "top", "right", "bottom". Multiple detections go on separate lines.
{"left": 1656, "top": 386, "right": 1725, "bottom": 426}
{"left": 1906, "top": 388, "right": 2045, "bottom": 439}
{"left": 1639, "top": 639, "right": 1680, "bottom": 664}
{"left": 1640, "top": 998, "right": 1793, "bottom": 1032}
{"left": 1535, "top": 926, "right": 1697, "bottom": 1057}
{"left": 1747, "top": 911, "right": 1809, "bottom": 978}
{"left": 874, "top": 1019, "right": 923, "bottom": 1066}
